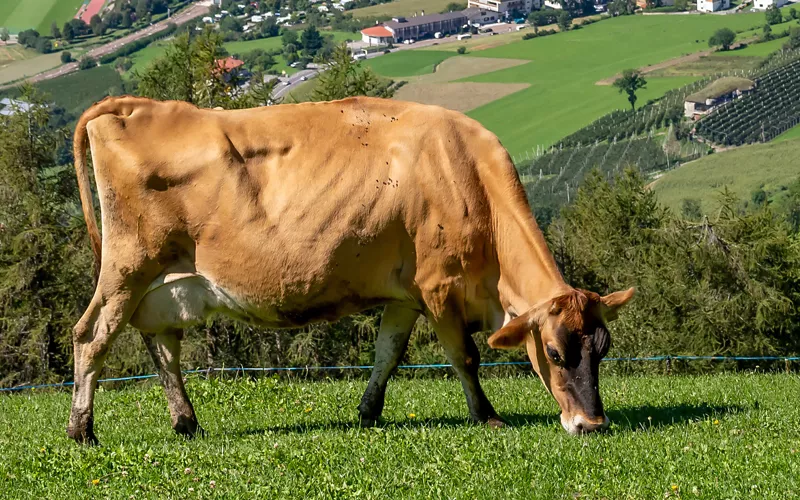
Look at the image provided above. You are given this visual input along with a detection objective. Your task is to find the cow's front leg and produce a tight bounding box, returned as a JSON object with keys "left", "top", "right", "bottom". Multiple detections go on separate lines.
{"left": 141, "top": 329, "right": 203, "bottom": 438}
{"left": 358, "top": 304, "right": 419, "bottom": 426}
{"left": 427, "top": 306, "right": 504, "bottom": 427}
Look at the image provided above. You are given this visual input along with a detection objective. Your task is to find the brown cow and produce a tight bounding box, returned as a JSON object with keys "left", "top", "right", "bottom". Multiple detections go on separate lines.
{"left": 68, "top": 96, "right": 634, "bottom": 444}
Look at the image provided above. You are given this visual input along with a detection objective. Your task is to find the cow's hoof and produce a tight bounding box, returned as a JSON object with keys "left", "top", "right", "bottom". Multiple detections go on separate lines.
{"left": 486, "top": 417, "right": 508, "bottom": 429}
{"left": 173, "top": 416, "right": 204, "bottom": 439}
{"left": 67, "top": 426, "right": 99, "bottom": 446}
{"left": 359, "top": 416, "right": 379, "bottom": 428}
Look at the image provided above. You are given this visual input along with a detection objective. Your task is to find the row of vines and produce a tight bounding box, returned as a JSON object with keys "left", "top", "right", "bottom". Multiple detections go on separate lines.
{"left": 695, "top": 57, "right": 800, "bottom": 146}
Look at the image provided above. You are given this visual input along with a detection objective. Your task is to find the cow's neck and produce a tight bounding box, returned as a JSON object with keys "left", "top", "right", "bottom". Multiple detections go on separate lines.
{"left": 494, "top": 203, "right": 570, "bottom": 316}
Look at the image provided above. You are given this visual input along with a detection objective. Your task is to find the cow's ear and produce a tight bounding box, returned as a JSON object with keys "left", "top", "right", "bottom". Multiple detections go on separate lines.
{"left": 600, "top": 287, "right": 635, "bottom": 322}
{"left": 488, "top": 311, "right": 537, "bottom": 349}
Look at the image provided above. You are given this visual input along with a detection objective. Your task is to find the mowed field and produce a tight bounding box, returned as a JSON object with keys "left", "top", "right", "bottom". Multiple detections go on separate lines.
{"left": 653, "top": 137, "right": 800, "bottom": 214}
{"left": 1, "top": 373, "right": 798, "bottom": 498}
{"left": 364, "top": 9, "right": 795, "bottom": 157}
{"left": 0, "top": 0, "right": 84, "bottom": 34}
{"left": 348, "top": 0, "right": 454, "bottom": 18}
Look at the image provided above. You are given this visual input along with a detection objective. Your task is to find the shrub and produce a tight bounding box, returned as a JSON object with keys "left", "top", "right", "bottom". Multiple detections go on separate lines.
{"left": 457, "top": 46, "right": 466, "bottom": 54}
{"left": 79, "top": 56, "right": 97, "bottom": 70}
{"left": 60, "top": 51, "right": 72, "bottom": 63}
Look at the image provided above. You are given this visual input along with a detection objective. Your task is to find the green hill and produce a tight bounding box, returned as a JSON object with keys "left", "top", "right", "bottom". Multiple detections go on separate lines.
{"left": 652, "top": 137, "right": 800, "bottom": 214}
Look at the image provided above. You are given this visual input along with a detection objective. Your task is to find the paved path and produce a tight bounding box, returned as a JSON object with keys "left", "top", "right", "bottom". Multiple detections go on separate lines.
{"left": 3, "top": 2, "right": 208, "bottom": 88}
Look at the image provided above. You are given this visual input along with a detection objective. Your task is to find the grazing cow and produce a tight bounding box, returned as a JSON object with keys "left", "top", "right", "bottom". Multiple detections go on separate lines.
{"left": 68, "top": 96, "right": 634, "bottom": 444}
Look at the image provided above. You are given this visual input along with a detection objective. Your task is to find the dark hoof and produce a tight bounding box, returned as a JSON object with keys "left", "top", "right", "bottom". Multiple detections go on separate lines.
{"left": 174, "top": 416, "right": 203, "bottom": 439}
{"left": 486, "top": 417, "right": 508, "bottom": 429}
{"left": 359, "top": 416, "right": 379, "bottom": 428}
{"left": 67, "top": 426, "right": 99, "bottom": 446}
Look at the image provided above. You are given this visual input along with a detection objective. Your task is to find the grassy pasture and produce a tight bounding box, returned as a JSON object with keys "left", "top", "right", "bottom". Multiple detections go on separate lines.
{"left": 0, "top": 0, "right": 83, "bottom": 34}
{"left": 363, "top": 50, "right": 455, "bottom": 77}
{"left": 348, "top": 0, "right": 455, "bottom": 18}
{"left": 774, "top": 123, "right": 800, "bottom": 143}
{"left": 0, "top": 52, "right": 63, "bottom": 85}
{"left": 653, "top": 137, "right": 800, "bottom": 214}
{"left": 1, "top": 373, "right": 798, "bottom": 498}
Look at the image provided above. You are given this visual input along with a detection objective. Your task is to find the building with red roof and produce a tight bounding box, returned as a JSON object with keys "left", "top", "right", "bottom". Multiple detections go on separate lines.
{"left": 360, "top": 25, "right": 394, "bottom": 45}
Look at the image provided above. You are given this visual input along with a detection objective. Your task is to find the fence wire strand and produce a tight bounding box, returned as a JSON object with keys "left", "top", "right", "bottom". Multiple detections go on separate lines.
{"left": 2, "top": 356, "right": 799, "bottom": 393}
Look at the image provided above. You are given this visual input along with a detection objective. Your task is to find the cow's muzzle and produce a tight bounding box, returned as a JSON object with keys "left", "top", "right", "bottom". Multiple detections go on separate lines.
{"left": 560, "top": 413, "right": 610, "bottom": 435}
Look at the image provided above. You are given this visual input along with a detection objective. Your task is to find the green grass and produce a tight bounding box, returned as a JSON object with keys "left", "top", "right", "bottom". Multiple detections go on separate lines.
{"left": 1, "top": 65, "right": 123, "bottom": 115}
{"left": 774, "top": 123, "right": 800, "bottom": 143}
{"left": 348, "top": 0, "right": 455, "bottom": 18}
{"left": 0, "top": 0, "right": 83, "bottom": 34}
{"left": 363, "top": 50, "right": 455, "bottom": 77}
{"left": 718, "top": 36, "right": 793, "bottom": 57}
{"left": 653, "top": 137, "right": 800, "bottom": 214}
{"left": 373, "top": 11, "right": 794, "bottom": 156}
{"left": 1, "top": 373, "right": 798, "bottom": 498}
{"left": 0, "top": 52, "right": 62, "bottom": 85}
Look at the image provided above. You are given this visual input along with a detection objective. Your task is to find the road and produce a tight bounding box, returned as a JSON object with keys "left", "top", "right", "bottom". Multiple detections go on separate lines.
{"left": 272, "top": 69, "right": 322, "bottom": 100}
{"left": 15, "top": 2, "right": 208, "bottom": 86}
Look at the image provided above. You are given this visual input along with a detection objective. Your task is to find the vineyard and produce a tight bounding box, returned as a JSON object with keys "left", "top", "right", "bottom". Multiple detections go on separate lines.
{"left": 696, "top": 57, "right": 800, "bottom": 146}
{"left": 517, "top": 135, "right": 707, "bottom": 223}
{"left": 556, "top": 49, "right": 800, "bottom": 150}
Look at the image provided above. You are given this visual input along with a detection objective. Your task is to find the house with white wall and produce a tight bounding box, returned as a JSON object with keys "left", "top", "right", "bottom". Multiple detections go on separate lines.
{"left": 697, "top": 0, "right": 730, "bottom": 12}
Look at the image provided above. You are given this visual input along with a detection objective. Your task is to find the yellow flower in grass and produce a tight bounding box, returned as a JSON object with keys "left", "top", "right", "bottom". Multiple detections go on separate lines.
{"left": 713, "top": 419, "right": 720, "bottom": 425}
{"left": 408, "top": 413, "right": 416, "bottom": 419}
{"left": 671, "top": 484, "right": 678, "bottom": 491}
{"left": 92, "top": 479, "right": 100, "bottom": 486}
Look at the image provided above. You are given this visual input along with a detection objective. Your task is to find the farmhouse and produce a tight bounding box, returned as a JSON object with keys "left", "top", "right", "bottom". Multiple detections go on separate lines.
{"left": 362, "top": 12, "right": 468, "bottom": 43}
{"left": 697, "top": 0, "right": 730, "bottom": 12}
{"left": 467, "top": 0, "right": 539, "bottom": 17}
{"left": 753, "top": 0, "right": 787, "bottom": 9}
{"left": 361, "top": 25, "right": 394, "bottom": 45}
{"left": 214, "top": 57, "right": 250, "bottom": 84}
{"left": 464, "top": 7, "right": 500, "bottom": 26}
{"left": 684, "top": 77, "right": 755, "bottom": 119}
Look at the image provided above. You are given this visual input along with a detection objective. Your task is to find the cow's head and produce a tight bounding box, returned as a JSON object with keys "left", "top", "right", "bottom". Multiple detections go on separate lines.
{"left": 488, "top": 287, "right": 634, "bottom": 435}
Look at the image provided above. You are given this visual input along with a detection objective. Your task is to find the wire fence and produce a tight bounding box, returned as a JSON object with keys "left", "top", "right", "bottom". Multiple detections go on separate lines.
{"left": 2, "top": 356, "right": 799, "bottom": 393}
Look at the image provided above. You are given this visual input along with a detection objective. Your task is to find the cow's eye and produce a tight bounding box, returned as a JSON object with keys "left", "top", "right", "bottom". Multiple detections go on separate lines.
{"left": 546, "top": 345, "right": 562, "bottom": 364}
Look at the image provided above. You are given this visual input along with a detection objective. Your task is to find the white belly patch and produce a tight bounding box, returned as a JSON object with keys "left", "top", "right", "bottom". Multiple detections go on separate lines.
{"left": 130, "top": 271, "right": 252, "bottom": 333}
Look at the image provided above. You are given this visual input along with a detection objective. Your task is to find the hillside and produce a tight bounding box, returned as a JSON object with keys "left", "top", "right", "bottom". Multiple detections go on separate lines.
{"left": 652, "top": 137, "right": 800, "bottom": 214}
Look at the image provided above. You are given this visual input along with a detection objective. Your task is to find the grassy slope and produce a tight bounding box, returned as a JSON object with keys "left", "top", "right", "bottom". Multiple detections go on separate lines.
{"left": 653, "top": 137, "right": 800, "bottom": 213}
{"left": 0, "top": 0, "right": 83, "bottom": 34}
{"left": 774, "top": 123, "right": 800, "bottom": 143}
{"left": 348, "top": 0, "right": 454, "bottom": 18}
{"left": 363, "top": 50, "right": 455, "bottom": 77}
{"left": 0, "top": 374, "right": 798, "bottom": 498}
{"left": 0, "top": 52, "right": 62, "bottom": 85}
{"left": 450, "top": 12, "right": 791, "bottom": 156}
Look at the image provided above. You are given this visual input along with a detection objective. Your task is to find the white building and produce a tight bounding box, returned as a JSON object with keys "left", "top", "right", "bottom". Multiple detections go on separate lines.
{"left": 0, "top": 98, "right": 34, "bottom": 116}
{"left": 467, "top": 0, "right": 539, "bottom": 17}
{"left": 697, "top": 0, "right": 730, "bottom": 12}
{"left": 753, "top": 0, "right": 787, "bottom": 9}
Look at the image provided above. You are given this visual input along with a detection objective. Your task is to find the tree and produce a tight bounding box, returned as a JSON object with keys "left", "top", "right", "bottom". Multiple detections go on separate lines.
{"left": 69, "top": 19, "right": 89, "bottom": 37}
{"left": 261, "top": 17, "right": 279, "bottom": 37}
{"left": 608, "top": 0, "right": 636, "bottom": 16}
{"left": 0, "top": 85, "right": 95, "bottom": 386}
{"left": 0, "top": 27, "right": 8, "bottom": 43}
{"left": 121, "top": 10, "right": 133, "bottom": 28}
{"left": 762, "top": 23, "right": 773, "bottom": 41}
{"left": 35, "top": 37, "right": 53, "bottom": 54}
{"left": 443, "top": 2, "right": 466, "bottom": 12}
{"left": 613, "top": 69, "right": 647, "bottom": 110}
{"left": 457, "top": 46, "right": 466, "bottom": 54}
{"left": 312, "top": 43, "right": 395, "bottom": 102}
{"left": 675, "top": 0, "right": 688, "bottom": 10}
{"left": 90, "top": 14, "right": 103, "bottom": 33}
{"left": 282, "top": 28, "right": 298, "bottom": 47}
{"left": 557, "top": 10, "right": 571, "bottom": 32}
{"left": 61, "top": 51, "right": 73, "bottom": 63}
{"left": 51, "top": 21, "right": 61, "bottom": 39}
{"left": 62, "top": 22, "right": 75, "bottom": 41}
{"left": 137, "top": 0, "right": 151, "bottom": 20}
{"left": 785, "top": 26, "right": 800, "bottom": 50}
{"left": 79, "top": 56, "right": 97, "bottom": 70}
{"left": 92, "top": 21, "right": 108, "bottom": 36}
{"left": 790, "top": 7, "right": 798, "bottom": 20}
{"left": 765, "top": 4, "right": 782, "bottom": 25}
{"left": 709, "top": 27, "right": 736, "bottom": 51}
{"left": 17, "top": 29, "right": 41, "bottom": 49}
{"left": 301, "top": 24, "right": 324, "bottom": 57}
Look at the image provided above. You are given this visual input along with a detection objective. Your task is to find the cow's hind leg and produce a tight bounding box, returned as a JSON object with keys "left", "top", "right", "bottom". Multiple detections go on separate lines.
{"left": 358, "top": 304, "right": 419, "bottom": 426}
{"left": 427, "top": 307, "right": 504, "bottom": 427}
{"left": 141, "top": 330, "right": 203, "bottom": 438}
{"left": 68, "top": 286, "right": 143, "bottom": 445}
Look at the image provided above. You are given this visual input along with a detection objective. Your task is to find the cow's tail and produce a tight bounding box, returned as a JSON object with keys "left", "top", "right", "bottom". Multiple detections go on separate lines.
{"left": 74, "top": 96, "right": 135, "bottom": 279}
